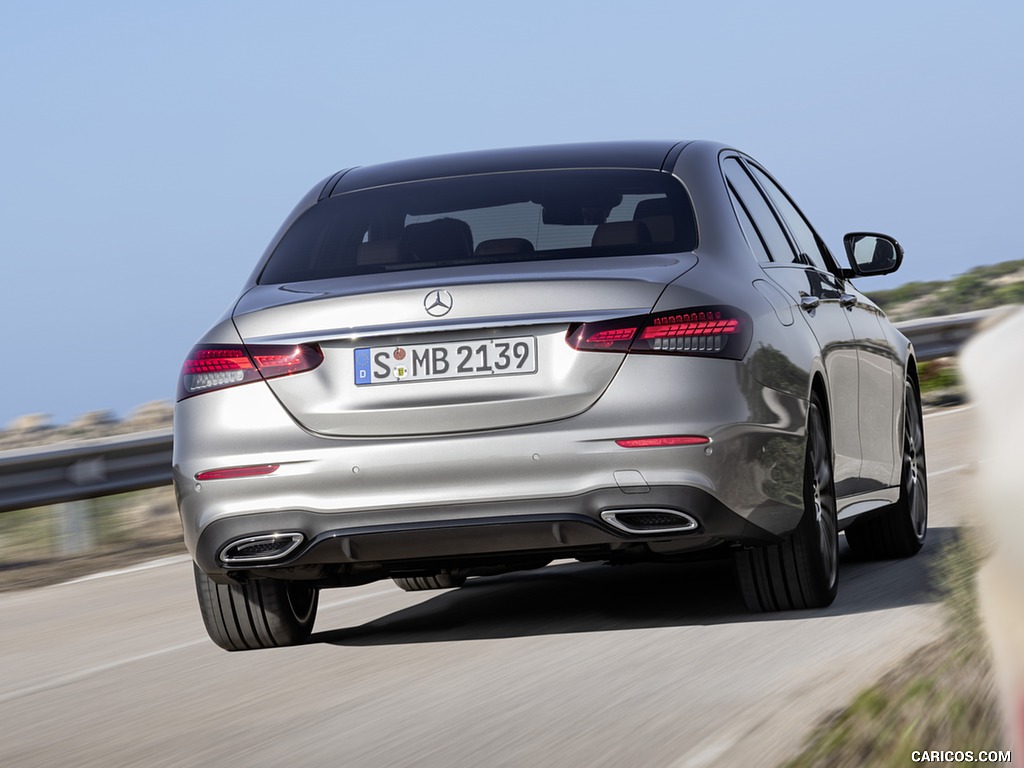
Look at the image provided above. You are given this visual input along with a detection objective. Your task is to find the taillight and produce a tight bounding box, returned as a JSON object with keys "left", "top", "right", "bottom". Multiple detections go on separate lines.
{"left": 566, "top": 306, "right": 751, "bottom": 359}
{"left": 177, "top": 343, "right": 323, "bottom": 400}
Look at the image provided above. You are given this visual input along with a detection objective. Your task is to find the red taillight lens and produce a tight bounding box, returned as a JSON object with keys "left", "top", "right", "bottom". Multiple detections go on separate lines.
{"left": 568, "top": 320, "right": 631, "bottom": 351}
{"left": 567, "top": 306, "right": 751, "bottom": 359}
{"left": 177, "top": 343, "right": 323, "bottom": 400}
{"left": 565, "top": 317, "right": 639, "bottom": 351}
{"left": 249, "top": 347, "right": 320, "bottom": 378}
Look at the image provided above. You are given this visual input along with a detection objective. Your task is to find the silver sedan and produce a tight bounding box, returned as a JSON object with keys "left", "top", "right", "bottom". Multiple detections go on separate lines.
{"left": 174, "top": 141, "right": 927, "bottom": 651}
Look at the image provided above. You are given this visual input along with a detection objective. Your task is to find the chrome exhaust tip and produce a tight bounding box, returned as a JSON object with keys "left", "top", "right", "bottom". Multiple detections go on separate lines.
{"left": 600, "top": 508, "right": 699, "bottom": 534}
{"left": 219, "top": 532, "right": 304, "bottom": 564}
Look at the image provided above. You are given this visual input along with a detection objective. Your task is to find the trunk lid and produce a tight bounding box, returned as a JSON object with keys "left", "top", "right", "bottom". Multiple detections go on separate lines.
{"left": 232, "top": 256, "right": 696, "bottom": 436}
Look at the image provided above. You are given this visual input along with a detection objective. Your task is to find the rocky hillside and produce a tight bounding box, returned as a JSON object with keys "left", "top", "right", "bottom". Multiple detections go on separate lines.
{"left": 0, "top": 402, "right": 172, "bottom": 453}
{"left": 866, "top": 259, "right": 1024, "bottom": 322}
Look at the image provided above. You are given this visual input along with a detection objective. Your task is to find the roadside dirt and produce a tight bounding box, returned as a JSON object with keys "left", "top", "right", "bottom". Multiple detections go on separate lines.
{"left": 0, "top": 486, "right": 186, "bottom": 593}
{"left": 0, "top": 537, "right": 187, "bottom": 593}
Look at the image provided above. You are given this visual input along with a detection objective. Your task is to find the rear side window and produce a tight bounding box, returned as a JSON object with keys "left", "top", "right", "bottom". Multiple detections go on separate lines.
{"left": 258, "top": 169, "right": 697, "bottom": 284}
{"left": 745, "top": 164, "right": 837, "bottom": 273}
{"left": 722, "top": 158, "right": 796, "bottom": 264}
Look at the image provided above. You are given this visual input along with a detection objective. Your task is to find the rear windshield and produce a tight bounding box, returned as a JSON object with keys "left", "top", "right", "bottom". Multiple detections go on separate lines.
{"left": 257, "top": 169, "right": 697, "bottom": 284}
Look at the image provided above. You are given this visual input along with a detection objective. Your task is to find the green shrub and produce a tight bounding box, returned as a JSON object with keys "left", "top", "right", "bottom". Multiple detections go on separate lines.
{"left": 917, "top": 361, "right": 960, "bottom": 393}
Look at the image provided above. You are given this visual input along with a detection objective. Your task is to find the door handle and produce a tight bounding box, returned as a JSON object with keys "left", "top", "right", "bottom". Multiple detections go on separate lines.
{"left": 799, "top": 293, "right": 820, "bottom": 311}
{"left": 840, "top": 293, "right": 858, "bottom": 309}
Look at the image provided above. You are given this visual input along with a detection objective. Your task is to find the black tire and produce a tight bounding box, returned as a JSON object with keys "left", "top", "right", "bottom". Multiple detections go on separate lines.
{"left": 845, "top": 379, "right": 928, "bottom": 559}
{"left": 193, "top": 563, "right": 319, "bottom": 651}
{"left": 392, "top": 572, "right": 467, "bottom": 591}
{"left": 734, "top": 395, "right": 839, "bottom": 611}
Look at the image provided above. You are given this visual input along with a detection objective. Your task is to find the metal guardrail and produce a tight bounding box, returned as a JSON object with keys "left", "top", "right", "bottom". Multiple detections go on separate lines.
{"left": 0, "top": 306, "right": 1019, "bottom": 515}
{"left": 0, "top": 429, "right": 173, "bottom": 514}
{"left": 896, "top": 305, "right": 1019, "bottom": 361}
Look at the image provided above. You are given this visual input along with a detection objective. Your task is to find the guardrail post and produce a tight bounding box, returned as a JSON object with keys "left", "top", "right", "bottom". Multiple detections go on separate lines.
{"left": 55, "top": 499, "right": 96, "bottom": 555}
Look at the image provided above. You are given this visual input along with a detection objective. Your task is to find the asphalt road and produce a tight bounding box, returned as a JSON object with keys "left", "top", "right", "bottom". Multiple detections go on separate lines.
{"left": 0, "top": 406, "right": 976, "bottom": 768}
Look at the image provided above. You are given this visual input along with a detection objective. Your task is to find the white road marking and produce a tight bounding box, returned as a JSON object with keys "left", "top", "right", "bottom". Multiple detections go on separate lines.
{"left": 929, "top": 463, "right": 973, "bottom": 478}
{"left": 924, "top": 404, "right": 974, "bottom": 419}
{"left": 0, "top": 639, "right": 208, "bottom": 705}
{"left": 670, "top": 726, "right": 750, "bottom": 768}
{"left": 62, "top": 554, "right": 192, "bottom": 585}
{"left": 0, "top": 588, "right": 396, "bottom": 704}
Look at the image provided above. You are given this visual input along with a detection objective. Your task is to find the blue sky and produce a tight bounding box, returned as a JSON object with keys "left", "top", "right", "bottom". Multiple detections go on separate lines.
{"left": 1, "top": 1, "right": 1021, "bottom": 426}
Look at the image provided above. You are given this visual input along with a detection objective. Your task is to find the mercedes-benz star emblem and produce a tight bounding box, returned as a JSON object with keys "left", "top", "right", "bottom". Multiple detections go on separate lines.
{"left": 424, "top": 289, "right": 453, "bottom": 317}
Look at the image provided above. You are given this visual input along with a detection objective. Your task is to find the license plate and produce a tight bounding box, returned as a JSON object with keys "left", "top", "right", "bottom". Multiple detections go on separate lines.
{"left": 354, "top": 336, "right": 537, "bottom": 385}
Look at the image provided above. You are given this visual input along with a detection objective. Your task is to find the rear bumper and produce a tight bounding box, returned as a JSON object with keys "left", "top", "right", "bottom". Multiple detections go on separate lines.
{"left": 174, "top": 354, "right": 810, "bottom": 577}
{"left": 190, "top": 484, "right": 784, "bottom": 576}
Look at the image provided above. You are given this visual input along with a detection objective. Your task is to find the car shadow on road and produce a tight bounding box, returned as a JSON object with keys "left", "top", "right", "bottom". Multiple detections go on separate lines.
{"left": 313, "top": 525, "right": 960, "bottom": 647}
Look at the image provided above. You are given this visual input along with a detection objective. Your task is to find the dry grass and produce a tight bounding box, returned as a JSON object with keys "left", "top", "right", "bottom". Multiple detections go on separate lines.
{"left": 784, "top": 532, "right": 1006, "bottom": 767}
{"left": 0, "top": 486, "right": 185, "bottom": 592}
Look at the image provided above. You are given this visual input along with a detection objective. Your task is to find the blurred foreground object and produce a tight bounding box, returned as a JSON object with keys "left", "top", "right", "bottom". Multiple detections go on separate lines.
{"left": 961, "top": 306, "right": 1024, "bottom": 759}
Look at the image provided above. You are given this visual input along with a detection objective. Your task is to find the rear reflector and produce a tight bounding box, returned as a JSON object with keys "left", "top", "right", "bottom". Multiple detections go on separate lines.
{"left": 615, "top": 436, "right": 710, "bottom": 448}
{"left": 177, "top": 343, "right": 323, "bottom": 400}
{"left": 567, "top": 306, "right": 750, "bottom": 359}
{"left": 195, "top": 464, "right": 280, "bottom": 481}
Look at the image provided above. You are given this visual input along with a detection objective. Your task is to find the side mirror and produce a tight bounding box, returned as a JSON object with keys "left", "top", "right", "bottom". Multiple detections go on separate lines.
{"left": 842, "top": 232, "right": 904, "bottom": 277}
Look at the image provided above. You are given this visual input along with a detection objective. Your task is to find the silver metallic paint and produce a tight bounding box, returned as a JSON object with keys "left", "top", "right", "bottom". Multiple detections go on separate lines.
{"left": 174, "top": 140, "right": 913, "bottom": 585}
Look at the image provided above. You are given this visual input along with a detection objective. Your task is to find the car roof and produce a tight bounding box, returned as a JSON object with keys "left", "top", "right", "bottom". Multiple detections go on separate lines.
{"left": 328, "top": 140, "right": 696, "bottom": 195}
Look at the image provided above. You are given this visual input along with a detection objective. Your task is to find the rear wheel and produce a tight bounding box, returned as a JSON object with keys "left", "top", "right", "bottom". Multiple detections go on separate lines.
{"left": 193, "top": 564, "right": 319, "bottom": 651}
{"left": 392, "top": 572, "right": 467, "bottom": 591}
{"left": 734, "top": 395, "right": 839, "bottom": 611}
{"left": 845, "top": 378, "right": 927, "bottom": 559}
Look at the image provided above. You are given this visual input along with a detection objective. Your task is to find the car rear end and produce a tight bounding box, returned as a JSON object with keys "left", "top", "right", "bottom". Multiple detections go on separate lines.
{"left": 174, "top": 160, "right": 808, "bottom": 588}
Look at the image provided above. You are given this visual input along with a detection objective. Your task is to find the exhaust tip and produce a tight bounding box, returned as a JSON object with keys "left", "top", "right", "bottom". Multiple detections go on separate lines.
{"left": 601, "top": 508, "right": 699, "bottom": 534}
{"left": 219, "top": 533, "right": 304, "bottom": 564}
